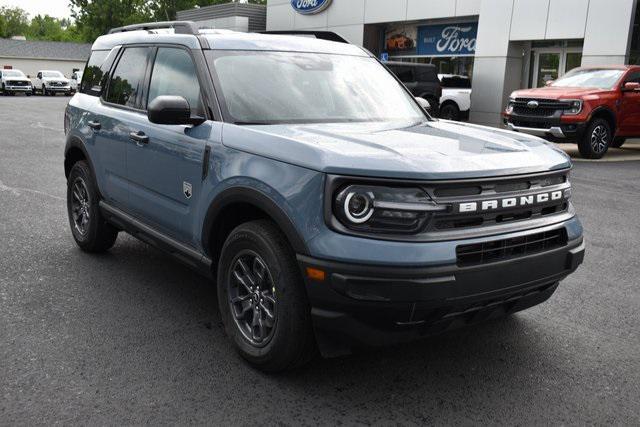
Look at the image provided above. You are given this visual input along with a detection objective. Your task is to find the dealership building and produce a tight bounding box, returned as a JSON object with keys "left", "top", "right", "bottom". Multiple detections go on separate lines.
{"left": 266, "top": 0, "right": 640, "bottom": 126}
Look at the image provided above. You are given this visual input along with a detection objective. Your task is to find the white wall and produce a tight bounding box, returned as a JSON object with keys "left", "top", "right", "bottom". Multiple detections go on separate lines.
{"left": 0, "top": 58, "right": 85, "bottom": 79}
{"left": 268, "top": 0, "right": 638, "bottom": 126}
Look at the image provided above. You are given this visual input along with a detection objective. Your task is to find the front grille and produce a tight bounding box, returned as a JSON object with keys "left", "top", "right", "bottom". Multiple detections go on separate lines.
{"left": 511, "top": 98, "right": 571, "bottom": 119}
{"left": 10, "top": 81, "right": 30, "bottom": 86}
{"left": 456, "top": 228, "right": 568, "bottom": 267}
{"left": 513, "top": 106, "right": 556, "bottom": 117}
{"left": 425, "top": 170, "right": 570, "bottom": 231}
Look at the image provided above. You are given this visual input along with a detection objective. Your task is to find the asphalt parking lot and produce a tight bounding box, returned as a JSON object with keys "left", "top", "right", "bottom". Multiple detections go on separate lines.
{"left": 1, "top": 96, "right": 638, "bottom": 425}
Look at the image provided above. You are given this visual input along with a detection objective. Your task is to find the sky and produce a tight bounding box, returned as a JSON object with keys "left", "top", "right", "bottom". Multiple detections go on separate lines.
{"left": 0, "top": 0, "right": 72, "bottom": 19}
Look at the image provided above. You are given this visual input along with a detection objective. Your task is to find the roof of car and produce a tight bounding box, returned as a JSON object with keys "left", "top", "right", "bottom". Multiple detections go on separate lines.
{"left": 92, "top": 29, "right": 368, "bottom": 57}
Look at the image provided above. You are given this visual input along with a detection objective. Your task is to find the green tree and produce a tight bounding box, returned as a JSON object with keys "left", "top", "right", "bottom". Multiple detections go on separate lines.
{"left": 70, "top": 0, "right": 152, "bottom": 42}
{"left": 0, "top": 6, "right": 30, "bottom": 38}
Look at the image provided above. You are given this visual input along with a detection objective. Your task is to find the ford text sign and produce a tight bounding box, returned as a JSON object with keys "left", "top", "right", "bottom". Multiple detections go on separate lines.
{"left": 291, "top": 0, "right": 332, "bottom": 15}
{"left": 417, "top": 23, "right": 478, "bottom": 56}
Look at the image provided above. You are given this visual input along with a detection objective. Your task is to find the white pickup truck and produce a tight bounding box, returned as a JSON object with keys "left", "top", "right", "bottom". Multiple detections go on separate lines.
{"left": 0, "top": 69, "right": 33, "bottom": 96}
{"left": 33, "top": 70, "right": 71, "bottom": 96}
{"left": 438, "top": 74, "right": 472, "bottom": 121}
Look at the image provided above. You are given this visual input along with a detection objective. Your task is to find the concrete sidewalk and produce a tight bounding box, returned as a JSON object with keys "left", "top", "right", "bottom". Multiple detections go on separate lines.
{"left": 557, "top": 139, "right": 640, "bottom": 162}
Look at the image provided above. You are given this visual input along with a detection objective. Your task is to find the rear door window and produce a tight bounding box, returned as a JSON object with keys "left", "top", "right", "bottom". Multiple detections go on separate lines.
{"left": 105, "top": 47, "right": 151, "bottom": 108}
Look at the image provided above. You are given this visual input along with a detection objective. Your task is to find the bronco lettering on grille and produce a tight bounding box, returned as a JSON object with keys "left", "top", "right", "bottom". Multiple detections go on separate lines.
{"left": 456, "top": 190, "right": 569, "bottom": 214}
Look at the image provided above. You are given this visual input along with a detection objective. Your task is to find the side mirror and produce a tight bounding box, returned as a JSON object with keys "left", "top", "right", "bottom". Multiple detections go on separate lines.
{"left": 148, "top": 95, "right": 203, "bottom": 125}
{"left": 415, "top": 97, "right": 431, "bottom": 111}
{"left": 545, "top": 80, "right": 554, "bottom": 86}
{"left": 622, "top": 82, "right": 640, "bottom": 92}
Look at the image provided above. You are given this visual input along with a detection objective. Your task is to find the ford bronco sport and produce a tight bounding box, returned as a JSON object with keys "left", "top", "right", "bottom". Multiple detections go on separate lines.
{"left": 64, "top": 22, "right": 585, "bottom": 372}
{"left": 504, "top": 65, "right": 640, "bottom": 159}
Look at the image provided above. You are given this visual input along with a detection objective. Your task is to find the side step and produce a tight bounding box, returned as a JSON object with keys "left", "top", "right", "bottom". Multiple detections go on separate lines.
{"left": 99, "top": 201, "right": 213, "bottom": 279}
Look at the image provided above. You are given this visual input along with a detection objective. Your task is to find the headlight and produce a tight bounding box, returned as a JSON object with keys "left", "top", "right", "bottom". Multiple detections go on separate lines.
{"left": 333, "top": 184, "right": 443, "bottom": 234}
{"left": 561, "top": 99, "right": 583, "bottom": 115}
{"left": 505, "top": 96, "right": 515, "bottom": 114}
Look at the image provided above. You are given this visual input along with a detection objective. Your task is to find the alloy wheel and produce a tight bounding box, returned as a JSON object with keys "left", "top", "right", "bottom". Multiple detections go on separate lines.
{"left": 227, "top": 250, "right": 277, "bottom": 347}
{"left": 590, "top": 125, "right": 609, "bottom": 154}
{"left": 71, "top": 177, "right": 90, "bottom": 235}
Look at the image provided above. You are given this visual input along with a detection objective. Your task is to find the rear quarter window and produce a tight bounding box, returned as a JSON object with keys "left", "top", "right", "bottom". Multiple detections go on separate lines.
{"left": 80, "top": 49, "right": 118, "bottom": 96}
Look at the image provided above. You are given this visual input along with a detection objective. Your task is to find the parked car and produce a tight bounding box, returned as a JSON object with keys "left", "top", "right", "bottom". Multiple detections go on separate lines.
{"left": 70, "top": 70, "right": 83, "bottom": 93}
{"left": 33, "top": 70, "right": 71, "bottom": 96}
{"left": 503, "top": 65, "right": 640, "bottom": 159}
{"left": 64, "top": 23, "right": 584, "bottom": 372}
{"left": 385, "top": 61, "right": 442, "bottom": 114}
{"left": 0, "top": 69, "right": 32, "bottom": 96}
{"left": 438, "top": 74, "right": 471, "bottom": 121}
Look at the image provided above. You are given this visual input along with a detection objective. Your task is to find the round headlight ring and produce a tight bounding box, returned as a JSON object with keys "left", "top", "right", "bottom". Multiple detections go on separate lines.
{"left": 343, "top": 191, "right": 374, "bottom": 224}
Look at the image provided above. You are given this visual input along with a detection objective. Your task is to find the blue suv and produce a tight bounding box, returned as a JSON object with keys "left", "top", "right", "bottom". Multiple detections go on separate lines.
{"left": 64, "top": 22, "right": 585, "bottom": 371}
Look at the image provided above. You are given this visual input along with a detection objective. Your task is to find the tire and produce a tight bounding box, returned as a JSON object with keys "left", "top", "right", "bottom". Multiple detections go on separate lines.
{"left": 217, "top": 220, "right": 315, "bottom": 372}
{"left": 25, "top": 92, "right": 31, "bottom": 97}
{"left": 66, "top": 160, "right": 118, "bottom": 252}
{"left": 611, "top": 137, "right": 626, "bottom": 148}
{"left": 439, "top": 102, "right": 460, "bottom": 121}
{"left": 42, "top": 85, "right": 48, "bottom": 96}
{"left": 2, "top": 84, "right": 7, "bottom": 96}
{"left": 578, "top": 118, "right": 611, "bottom": 159}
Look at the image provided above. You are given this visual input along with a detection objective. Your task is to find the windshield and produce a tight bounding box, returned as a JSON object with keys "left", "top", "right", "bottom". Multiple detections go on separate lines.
{"left": 208, "top": 51, "right": 426, "bottom": 125}
{"left": 4, "top": 70, "right": 25, "bottom": 78}
{"left": 43, "top": 71, "right": 64, "bottom": 78}
{"left": 551, "top": 68, "right": 624, "bottom": 89}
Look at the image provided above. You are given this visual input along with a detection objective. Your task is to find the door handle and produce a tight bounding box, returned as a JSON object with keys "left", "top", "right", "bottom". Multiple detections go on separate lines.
{"left": 88, "top": 121, "right": 101, "bottom": 130}
{"left": 129, "top": 131, "right": 149, "bottom": 145}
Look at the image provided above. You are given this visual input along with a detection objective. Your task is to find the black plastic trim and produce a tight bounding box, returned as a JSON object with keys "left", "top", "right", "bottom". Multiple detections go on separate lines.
{"left": 100, "top": 201, "right": 213, "bottom": 278}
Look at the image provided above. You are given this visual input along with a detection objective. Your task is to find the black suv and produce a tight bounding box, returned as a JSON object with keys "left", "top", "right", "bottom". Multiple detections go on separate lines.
{"left": 385, "top": 61, "right": 442, "bottom": 114}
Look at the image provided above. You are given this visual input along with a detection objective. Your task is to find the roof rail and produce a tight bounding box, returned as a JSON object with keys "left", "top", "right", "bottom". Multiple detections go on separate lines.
{"left": 108, "top": 21, "right": 199, "bottom": 35}
{"left": 260, "top": 31, "right": 349, "bottom": 44}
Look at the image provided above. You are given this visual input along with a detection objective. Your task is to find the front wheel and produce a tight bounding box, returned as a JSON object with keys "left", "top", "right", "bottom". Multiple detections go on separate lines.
{"left": 66, "top": 161, "right": 118, "bottom": 252}
{"left": 217, "top": 220, "right": 315, "bottom": 372}
{"left": 578, "top": 118, "right": 611, "bottom": 159}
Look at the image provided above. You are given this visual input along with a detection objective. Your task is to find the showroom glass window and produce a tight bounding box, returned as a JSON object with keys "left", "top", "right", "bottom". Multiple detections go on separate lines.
{"left": 148, "top": 48, "right": 203, "bottom": 115}
{"left": 105, "top": 47, "right": 151, "bottom": 108}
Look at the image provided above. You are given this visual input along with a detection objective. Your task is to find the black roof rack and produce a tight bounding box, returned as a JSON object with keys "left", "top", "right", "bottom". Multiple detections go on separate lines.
{"left": 260, "top": 31, "right": 349, "bottom": 44}
{"left": 108, "top": 21, "right": 199, "bottom": 35}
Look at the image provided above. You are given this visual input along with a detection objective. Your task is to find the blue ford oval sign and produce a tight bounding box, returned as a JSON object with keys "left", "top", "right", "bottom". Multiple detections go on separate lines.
{"left": 291, "top": 0, "right": 332, "bottom": 15}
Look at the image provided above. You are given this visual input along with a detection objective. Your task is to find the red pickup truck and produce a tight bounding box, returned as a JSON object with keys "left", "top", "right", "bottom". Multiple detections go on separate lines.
{"left": 503, "top": 65, "right": 640, "bottom": 159}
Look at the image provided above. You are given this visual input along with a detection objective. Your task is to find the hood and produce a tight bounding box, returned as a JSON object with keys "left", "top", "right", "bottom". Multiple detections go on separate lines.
{"left": 222, "top": 119, "right": 571, "bottom": 180}
{"left": 42, "top": 77, "right": 69, "bottom": 83}
{"left": 512, "top": 86, "right": 609, "bottom": 99}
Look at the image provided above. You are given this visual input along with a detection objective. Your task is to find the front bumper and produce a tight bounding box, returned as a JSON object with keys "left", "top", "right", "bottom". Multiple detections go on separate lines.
{"left": 503, "top": 114, "right": 587, "bottom": 141}
{"left": 5, "top": 86, "right": 32, "bottom": 92}
{"left": 46, "top": 86, "right": 71, "bottom": 92}
{"left": 299, "top": 230, "right": 584, "bottom": 356}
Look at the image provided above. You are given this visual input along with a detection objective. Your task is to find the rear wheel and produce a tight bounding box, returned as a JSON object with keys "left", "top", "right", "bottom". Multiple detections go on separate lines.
{"left": 578, "top": 118, "right": 611, "bottom": 159}
{"left": 2, "top": 84, "right": 7, "bottom": 96}
{"left": 611, "top": 137, "right": 626, "bottom": 148}
{"left": 439, "top": 102, "right": 460, "bottom": 121}
{"left": 217, "top": 220, "right": 315, "bottom": 372}
{"left": 66, "top": 161, "right": 118, "bottom": 252}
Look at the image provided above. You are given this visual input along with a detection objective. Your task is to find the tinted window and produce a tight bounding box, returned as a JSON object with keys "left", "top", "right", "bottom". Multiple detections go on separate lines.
{"left": 625, "top": 71, "right": 640, "bottom": 84}
{"left": 390, "top": 66, "right": 414, "bottom": 83}
{"left": 106, "top": 47, "right": 150, "bottom": 108}
{"left": 80, "top": 50, "right": 116, "bottom": 96}
{"left": 415, "top": 67, "right": 438, "bottom": 83}
{"left": 148, "top": 48, "right": 202, "bottom": 114}
{"left": 440, "top": 76, "right": 471, "bottom": 88}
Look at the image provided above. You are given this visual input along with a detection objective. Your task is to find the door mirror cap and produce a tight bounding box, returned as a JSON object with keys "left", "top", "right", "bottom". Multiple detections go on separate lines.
{"left": 147, "top": 95, "right": 204, "bottom": 125}
{"left": 415, "top": 96, "right": 431, "bottom": 111}
{"left": 623, "top": 81, "right": 640, "bottom": 92}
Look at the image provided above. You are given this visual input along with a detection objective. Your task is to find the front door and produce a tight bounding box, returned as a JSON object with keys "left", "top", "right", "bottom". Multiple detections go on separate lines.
{"left": 532, "top": 48, "right": 583, "bottom": 88}
{"left": 125, "top": 47, "right": 217, "bottom": 244}
{"left": 618, "top": 71, "right": 640, "bottom": 136}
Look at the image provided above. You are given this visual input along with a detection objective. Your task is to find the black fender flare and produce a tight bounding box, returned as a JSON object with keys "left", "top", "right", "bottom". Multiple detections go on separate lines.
{"left": 64, "top": 135, "right": 95, "bottom": 179}
{"left": 587, "top": 106, "right": 617, "bottom": 131}
{"left": 201, "top": 186, "right": 309, "bottom": 257}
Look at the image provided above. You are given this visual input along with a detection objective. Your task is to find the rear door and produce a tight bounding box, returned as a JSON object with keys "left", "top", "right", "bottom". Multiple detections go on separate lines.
{"left": 618, "top": 70, "right": 640, "bottom": 136}
{"left": 95, "top": 46, "right": 152, "bottom": 209}
{"left": 125, "top": 46, "right": 219, "bottom": 244}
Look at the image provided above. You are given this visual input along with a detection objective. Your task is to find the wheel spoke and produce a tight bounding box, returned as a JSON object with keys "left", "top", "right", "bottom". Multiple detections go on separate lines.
{"left": 234, "top": 300, "right": 252, "bottom": 320}
{"left": 261, "top": 291, "right": 275, "bottom": 305}
{"left": 253, "top": 257, "right": 266, "bottom": 284}
{"left": 233, "top": 270, "right": 252, "bottom": 293}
